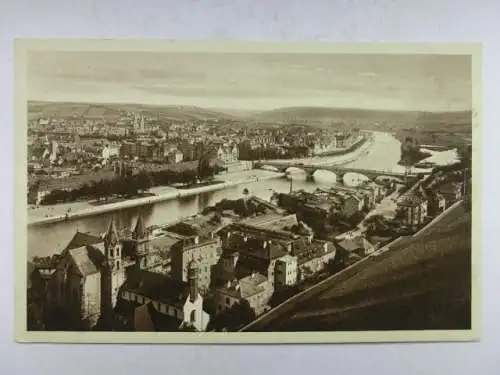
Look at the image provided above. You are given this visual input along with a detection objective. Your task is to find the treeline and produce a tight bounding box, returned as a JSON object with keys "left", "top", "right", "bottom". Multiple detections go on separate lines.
{"left": 202, "top": 198, "right": 268, "bottom": 218}
{"left": 239, "top": 147, "right": 310, "bottom": 161}
{"left": 40, "top": 165, "right": 224, "bottom": 205}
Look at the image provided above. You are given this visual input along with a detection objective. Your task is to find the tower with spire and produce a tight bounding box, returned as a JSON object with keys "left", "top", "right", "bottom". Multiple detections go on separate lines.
{"left": 140, "top": 114, "right": 145, "bottom": 133}
{"left": 132, "top": 213, "right": 149, "bottom": 270}
{"left": 188, "top": 260, "right": 200, "bottom": 303}
{"left": 100, "top": 218, "right": 126, "bottom": 327}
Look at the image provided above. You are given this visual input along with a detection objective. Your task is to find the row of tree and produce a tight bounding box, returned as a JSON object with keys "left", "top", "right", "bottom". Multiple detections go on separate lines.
{"left": 238, "top": 146, "right": 310, "bottom": 161}
{"left": 39, "top": 164, "right": 224, "bottom": 205}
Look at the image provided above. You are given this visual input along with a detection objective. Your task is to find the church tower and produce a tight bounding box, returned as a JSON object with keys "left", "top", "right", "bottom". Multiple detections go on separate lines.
{"left": 100, "top": 218, "right": 126, "bottom": 327}
{"left": 132, "top": 213, "right": 149, "bottom": 270}
{"left": 188, "top": 260, "right": 200, "bottom": 303}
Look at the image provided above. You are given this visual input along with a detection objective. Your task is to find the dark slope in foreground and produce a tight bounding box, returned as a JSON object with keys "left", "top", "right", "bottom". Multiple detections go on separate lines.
{"left": 256, "top": 203, "right": 472, "bottom": 332}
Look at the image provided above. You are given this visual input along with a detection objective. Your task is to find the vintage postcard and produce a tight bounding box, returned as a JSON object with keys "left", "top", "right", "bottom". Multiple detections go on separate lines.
{"left": 14, "top": 40, "right": 481, "bottom": 343}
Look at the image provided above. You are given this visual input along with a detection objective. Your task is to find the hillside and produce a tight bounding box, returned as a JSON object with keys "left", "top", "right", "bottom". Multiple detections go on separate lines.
{"left": 247, "top": 202, "right": 471, "bottom": 332}
{"left": 28, "top": 101, "right": 237, "bottom": 123}
{"left": 28, "top": 101, "right": 473, "bottom": 133}
{"left": 248, "top": 107, "right": 472, "bottom": 132}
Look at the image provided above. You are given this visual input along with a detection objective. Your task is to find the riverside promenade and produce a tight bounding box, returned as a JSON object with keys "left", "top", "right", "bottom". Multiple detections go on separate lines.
{"left": 28, "top": 169, "right": 284, "bottom": 226}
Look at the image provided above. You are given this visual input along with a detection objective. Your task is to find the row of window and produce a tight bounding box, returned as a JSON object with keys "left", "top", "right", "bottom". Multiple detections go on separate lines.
{"left": 109, "top": 246, "right": 121, "bottom": 258}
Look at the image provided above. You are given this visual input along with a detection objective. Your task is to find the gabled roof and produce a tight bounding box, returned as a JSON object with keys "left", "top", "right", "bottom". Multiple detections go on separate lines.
{"left": 68, "top": 245, "right": 105, "bottom": 276}
{"left": 64, "top": 231, "right": 103, "bottom": 252}
{"left": 337, "top": 237, "right": 367, "bottom": 252}
{"left": 123, "top": 270, "right": 190, "bottom": 307}
{"left": 219, "top": 273, "right": 271, "bottom": 299}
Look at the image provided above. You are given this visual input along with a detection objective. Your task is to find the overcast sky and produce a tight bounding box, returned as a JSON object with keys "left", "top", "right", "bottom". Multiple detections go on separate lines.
{"left": 27, "top": 51, "right": 472, "bottom": 112}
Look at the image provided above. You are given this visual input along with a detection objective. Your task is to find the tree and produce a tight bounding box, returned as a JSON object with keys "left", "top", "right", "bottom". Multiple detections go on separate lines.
{"left": 135, "top": 171, "right": 153, "bottom": 193}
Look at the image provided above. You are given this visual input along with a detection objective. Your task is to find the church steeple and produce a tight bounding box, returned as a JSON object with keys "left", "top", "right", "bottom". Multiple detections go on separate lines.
{"left": 100, "top": 218, "right": 126, "bottom": 329}
{"left": 133, "top": 213, "right": 146, "bottom": 240}
{"left": 104, "top": 218, "right": 119, "bottom": 249}
{"left": 188, "top": 260, "right": 199, "bottom": 303}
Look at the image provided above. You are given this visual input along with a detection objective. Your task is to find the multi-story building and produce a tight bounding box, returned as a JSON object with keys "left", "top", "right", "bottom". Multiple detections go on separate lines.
{"left": 217, "top": 145, "right": 239, "bottom": 164}
{"left": 275, "top": 254, "right": 298, "bottom": 288}
{"left": 214, "top": 272, "right": 274, "bottom": 317}
{"left": 342, "top": 194, "right": 364, "bottom": 218}
{"left": 427, "top": 192, "right": 447, "bottom": 217}
{"left": 120, "top": 141, "right": 137, "bottom": 159}
{"left": 396, "top": 192, "right": 428, "bottom": 227}
{"left": 170, "top": 234, "right": 222, "bottom": 295}
{"left": 117, "top": 260, "right": 210, "bottom": 332}
{"left": 437, "top": 181, "right": 463, "bottom": 206}
{"left": 216, "top": 223, "right": 336, "bottom": 288}
{"left": 291, "top": 237, "right": 336, "bottom": 282}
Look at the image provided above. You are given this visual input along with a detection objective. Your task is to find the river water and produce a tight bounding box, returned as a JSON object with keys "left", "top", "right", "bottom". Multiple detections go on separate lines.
{"left": 28, "top": 132, "right": 403, "bottom": 258}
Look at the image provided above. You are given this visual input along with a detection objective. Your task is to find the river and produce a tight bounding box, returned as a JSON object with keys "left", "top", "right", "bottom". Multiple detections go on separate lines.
{"left": 28, "top": 131, "right": 403, "bottom": 259}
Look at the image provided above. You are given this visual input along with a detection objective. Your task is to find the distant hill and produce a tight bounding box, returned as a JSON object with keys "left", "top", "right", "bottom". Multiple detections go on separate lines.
{"left": 28, "top": 101, "right": 238, "bottom": 123}
{"left": 28, "top": 101, "right": 472, "bottom": 133}
{"left": 247, "top": 107, "right": 472, "bottom": 133}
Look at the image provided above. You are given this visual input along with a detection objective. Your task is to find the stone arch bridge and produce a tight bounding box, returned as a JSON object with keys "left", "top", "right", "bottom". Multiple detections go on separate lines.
{"left": 253, "top": 161, "right": 427, "bottom": 183}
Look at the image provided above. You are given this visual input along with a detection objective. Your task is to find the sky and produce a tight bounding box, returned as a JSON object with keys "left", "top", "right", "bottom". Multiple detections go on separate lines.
{"left": 26, "top": 51, "right": 472, "bottom": 112}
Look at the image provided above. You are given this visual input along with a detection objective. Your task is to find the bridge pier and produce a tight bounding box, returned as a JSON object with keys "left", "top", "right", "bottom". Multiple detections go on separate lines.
{"left": 336, "top": 172, "right": 345, "bottom": 184}
{"left": 305, "top": 170, "right": 315, "bottom": 181}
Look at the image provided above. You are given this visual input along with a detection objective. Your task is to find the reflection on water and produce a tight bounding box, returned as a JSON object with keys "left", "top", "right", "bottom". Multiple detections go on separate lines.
{"left": 28, "top": 132, "right": 403, "bottom": 258}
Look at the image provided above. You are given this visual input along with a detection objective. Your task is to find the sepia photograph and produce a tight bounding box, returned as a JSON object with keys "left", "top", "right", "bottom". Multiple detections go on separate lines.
{"left": 15, "top": 41, "right": 480, "bottom": 343}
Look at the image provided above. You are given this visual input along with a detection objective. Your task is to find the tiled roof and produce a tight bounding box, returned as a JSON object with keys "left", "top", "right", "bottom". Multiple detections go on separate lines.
{"left": 223, "top": 233, "right": 288, "bottom": 261}
{"left": 220, "top": 273, "right": 271, "bottom": 299}
{"left": 397, "top": 192, "right": 424, "bottom": 207}
{"left": 114, "top": 299, "right": 185, "bottom": 332}
{"left": 337, "top": 237, "right": 366, "bottom": 252}
{"left": 68, "top": 245, "right": 105, "bottom": 276}
{"left": 123, "top": 270, "right": 190, "bottom": 307}
{"left": 149, "top": 235, "right": 180, "bottom": 252}
{"left": 292, "top": 238, "right": 335, "bottom": 264}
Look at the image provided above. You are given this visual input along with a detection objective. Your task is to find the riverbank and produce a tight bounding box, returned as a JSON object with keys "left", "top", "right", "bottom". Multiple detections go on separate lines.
{"left": 28, "top": 135, "right": 378, "bottom": 227}
{"left": 28, "top": 169, "right": 285, "bottom": 226}
{"left": 313, "top": 134, "right": 370, "bottom": 158}
{"left": 262, "top": 132, "right": 374, "bottom": 168}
